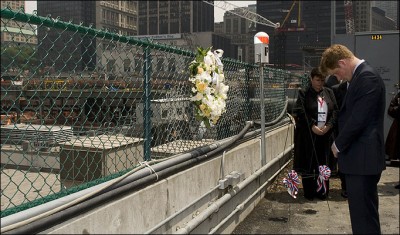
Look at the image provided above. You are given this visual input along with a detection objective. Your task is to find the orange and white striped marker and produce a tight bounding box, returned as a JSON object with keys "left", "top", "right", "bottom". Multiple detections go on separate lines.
{"left": 254, "top": 32, "right": 269, "bottom": 44}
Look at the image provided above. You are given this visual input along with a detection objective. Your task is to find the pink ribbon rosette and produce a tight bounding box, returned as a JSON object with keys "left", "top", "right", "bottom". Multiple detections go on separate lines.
{"left": 316, "top": 165, "right": 331, "bottom": 195}
{"left": 282, "top": 170, "right": 301, "bottom": 198}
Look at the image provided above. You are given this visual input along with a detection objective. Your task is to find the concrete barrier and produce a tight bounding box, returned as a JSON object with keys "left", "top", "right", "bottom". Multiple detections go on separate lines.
{"left": 37, "top": 122, "right": 294, "bottom": 234}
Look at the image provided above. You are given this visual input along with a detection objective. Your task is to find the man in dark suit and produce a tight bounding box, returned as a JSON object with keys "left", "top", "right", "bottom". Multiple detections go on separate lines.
{"left": 320, "top": 44, "right": 386, "bottom": 234}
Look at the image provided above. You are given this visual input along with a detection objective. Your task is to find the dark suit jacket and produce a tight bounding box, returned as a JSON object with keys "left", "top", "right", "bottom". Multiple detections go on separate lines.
{"left": 331, "top": 82, "right": 347, "bottom": 109}
{"left": 325, "top": 75, "right": 339, "bottom": 88}
{"left": 331, "top": 82, "right": 348, "bottom": 137}
{"left": 336, "top": 61, "right": 386, "bottom": 175}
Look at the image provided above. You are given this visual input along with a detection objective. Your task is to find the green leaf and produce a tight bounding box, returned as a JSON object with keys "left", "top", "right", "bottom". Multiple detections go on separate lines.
{"left": 189, "top": 62, "right": 199, "bottom": 76}
{"left": 195, "top": 115, "right": 203, "bottom": 121}
{"left": 203, "top": 119, "right": 211, "bottom": 128}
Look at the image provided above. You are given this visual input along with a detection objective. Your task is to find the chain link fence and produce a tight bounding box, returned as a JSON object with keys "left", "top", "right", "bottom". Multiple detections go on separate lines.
{"left": 1, "top": 7, "right": 307, "bottom": 217}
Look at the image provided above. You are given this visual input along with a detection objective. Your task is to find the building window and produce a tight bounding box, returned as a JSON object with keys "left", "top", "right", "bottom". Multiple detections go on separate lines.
{"left": 176, "top": 107, "right": 182, "bottom": 116}
{"left": 240, "top": 18, "right": 247, "bottom": 34}
{"left": 134, "top": 58, "right": 142, "bottom": 74}
{"left": 233, "top": 18, "right": 239, "bottom": 34}
{"left": 157, "top": 58, "right": 164, "bottom": 71}
{"left": 161, "top": 109, "right": 169, "bottom": 119}
{"left": 107, "top": 59, "right": 115, "bottom": 72}
{"left": 168, "top": 57, "right": 176, "bottom": 72}
{"left": 124, "top": 59, "right": 131, "bottom": 72}
{"left": 226, "top": 19, "right": 231, "bottom": 33}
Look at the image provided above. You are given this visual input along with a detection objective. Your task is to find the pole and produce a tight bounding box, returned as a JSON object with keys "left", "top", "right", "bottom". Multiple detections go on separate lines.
{"left": 254, "top": 31, "right": 269, "bottom": 166}
{"left": 260, "top": 61, "right": 266, "bottom": 166}
{"left": 143, "top": 47, "right": 152, "bottom": 161}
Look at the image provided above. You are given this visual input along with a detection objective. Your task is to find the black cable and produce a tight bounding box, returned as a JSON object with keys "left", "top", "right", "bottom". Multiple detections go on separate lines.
{"left": 254, "top": 99, "right": 288, "bottom": 127}
{"left": 5, "top": 97, "right": 293, "bottom": 234}
{"left": 4, "top": 122, "right": 254, "bottom": 234}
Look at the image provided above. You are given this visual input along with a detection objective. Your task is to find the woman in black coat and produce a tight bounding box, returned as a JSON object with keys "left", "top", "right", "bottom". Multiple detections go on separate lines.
{"left": 385, "top": 90, "right": 400, "bottom": 189}
{"left": 385, "top": 91, "right": 400, "bottom": 163}
{"left": 293, "top": 67, "right": 338, "bottom": 200}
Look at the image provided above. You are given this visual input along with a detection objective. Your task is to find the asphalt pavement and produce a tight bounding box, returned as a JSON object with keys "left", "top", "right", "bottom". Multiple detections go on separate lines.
{"left": 232, "top": 162, "right": 399, "bottom": 234}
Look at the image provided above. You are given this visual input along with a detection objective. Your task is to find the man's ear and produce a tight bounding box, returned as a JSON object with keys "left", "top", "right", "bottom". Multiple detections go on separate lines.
{"left": 337, "top": 59, "right": 346, "bottom": 68}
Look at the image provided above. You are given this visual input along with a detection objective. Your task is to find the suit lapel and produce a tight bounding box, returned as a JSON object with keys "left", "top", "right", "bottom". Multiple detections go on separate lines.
{"left": 339, "top": 84, "right": 347, "bottom": 110}
{"left": 342, "top": 62, "right": 366, "bottom": 110}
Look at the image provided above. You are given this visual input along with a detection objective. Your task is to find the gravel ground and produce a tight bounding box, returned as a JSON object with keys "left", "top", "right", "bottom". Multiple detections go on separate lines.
{"left": 232, "top": 160, "right": 400, "bottom": 234}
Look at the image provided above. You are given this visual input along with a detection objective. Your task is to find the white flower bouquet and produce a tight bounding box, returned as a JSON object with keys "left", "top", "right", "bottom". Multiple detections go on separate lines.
{"left": 188, "top": 47, "right": 229, "bottom": 128}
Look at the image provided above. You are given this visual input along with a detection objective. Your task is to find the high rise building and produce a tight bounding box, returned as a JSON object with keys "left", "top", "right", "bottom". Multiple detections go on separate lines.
{"left": 1, "top": 1, "right": 37, "bottom": 46}
{"left": 214, "top": 22, "right": 224, "bottom": 34}
{"left": 353, "top": 1, "right": 373, "bottom": 32}
{"left": 256, "top": 1, "right": 345, "bottom": 70}
{"left": 371, "top": 7, "right": 397, "bottom": 31}
{"left": 255, "top": 0, "right": 397, "bottom": 71}
{"left": 37, "top": 1, "right": 138, "bottom": 73}
{"left": 217, "top": 4, "right": 257, "bottom": 63}
{"left": 352, "top": 1, "right": 396, "bottom": 32}
{"left": 372, "top": 1, "right": 398, "bottom": 27}
{"left": 138, "top": 1, "right": 214, "bottom": 35}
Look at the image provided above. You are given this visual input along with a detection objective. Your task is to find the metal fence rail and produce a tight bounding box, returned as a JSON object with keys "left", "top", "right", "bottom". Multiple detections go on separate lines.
{"left": 1, "top": 7, "right": 306, "bottom": 217}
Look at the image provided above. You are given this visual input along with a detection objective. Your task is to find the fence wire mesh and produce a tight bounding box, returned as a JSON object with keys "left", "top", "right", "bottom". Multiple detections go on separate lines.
{"left": 1, "top": 7, "right": 306, "bottom": 216}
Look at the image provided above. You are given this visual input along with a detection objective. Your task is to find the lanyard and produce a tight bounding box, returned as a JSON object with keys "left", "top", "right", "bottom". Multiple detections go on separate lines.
{"left": 318, "top": 96, "right": 324, "bottom": 108}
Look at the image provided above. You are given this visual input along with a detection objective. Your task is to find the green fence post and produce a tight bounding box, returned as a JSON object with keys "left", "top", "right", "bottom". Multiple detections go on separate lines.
{"left": 143, "top": 47, "right": 152, "bottom": 161}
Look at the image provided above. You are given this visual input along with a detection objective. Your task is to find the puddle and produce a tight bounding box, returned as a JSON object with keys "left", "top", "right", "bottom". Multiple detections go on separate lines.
{"left": 303, "top": 209, "right": 317, "bottom": 214}
{"left": 268, "top": 217, "right": 288, "bottom": 222}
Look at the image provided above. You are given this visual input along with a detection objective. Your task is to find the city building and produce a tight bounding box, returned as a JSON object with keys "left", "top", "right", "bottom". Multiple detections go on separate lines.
{"left": 1, "top": 1, "right": 38, "bottom": 46}
{"left": 1, "top": 0, "right": 38, "bottom": 77}
{"left": 214, "top": 22, "right": 224, "bottom": 34}
{"left": 371, "top": 7, "right": 397, "bottom": 31}
{"left": 124, "top": 32, "right": 233, "bottom": 75}
{"left": 256, "top": 1, "right": 346, "bottom": 71}
{"left": 135, "top": 1, "right": 232, "bottom": 70}
{"left": 372, "top": 1, "right": 398, "bottom": 28}
{"left": 353, "top": 1, "right": 397, "bottom": 32}
{"left": 353, "top": 1, "right": 373, "bottom": 32}
{"left": 218, "top": 4, "right": 257, "bottom": 63}
{"left": 255, "top": 1, "right": 397, "bottom": 72}
{"left": 138, "top": 1, "right": 214, "bottom": 35}
{"left": 37, "top": 1, "right": 138, "bottom": 74}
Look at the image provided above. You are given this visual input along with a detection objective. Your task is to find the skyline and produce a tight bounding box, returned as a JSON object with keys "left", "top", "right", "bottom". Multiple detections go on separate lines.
{"left": 24, "top": 1, "right": 256, "bottom": 23}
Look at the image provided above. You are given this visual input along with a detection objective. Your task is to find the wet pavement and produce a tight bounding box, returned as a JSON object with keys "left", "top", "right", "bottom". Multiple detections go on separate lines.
{"left": 232, "top": 162, "right": 400, "bottom": 234}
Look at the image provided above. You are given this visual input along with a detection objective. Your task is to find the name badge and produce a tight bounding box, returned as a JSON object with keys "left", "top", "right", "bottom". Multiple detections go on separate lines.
{"left": 317, "top": 96, "right": 328, "bottom": 128}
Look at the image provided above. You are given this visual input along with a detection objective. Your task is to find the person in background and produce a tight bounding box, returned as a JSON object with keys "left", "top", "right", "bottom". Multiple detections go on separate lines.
{"left": 320, "top": 44, "right": 386, "bottom": 235}
{"left": 293, "top": 67, "right": 338, "bottom": 201}
{"left": 331, "top": 81, "right": 348, "bottom": 198}
{"left": 385, "top": 90, "right": 400, "bottom": 189}
{"left": 325, "top": 75, "right": 340, "bottom": 88}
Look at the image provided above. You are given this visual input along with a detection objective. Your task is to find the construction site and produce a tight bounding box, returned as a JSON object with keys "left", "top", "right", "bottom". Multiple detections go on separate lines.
{"left": 1, "top": 1, "right": 398, "bottom": 234}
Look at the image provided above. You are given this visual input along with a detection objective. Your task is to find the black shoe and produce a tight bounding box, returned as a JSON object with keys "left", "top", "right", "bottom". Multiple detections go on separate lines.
{"left": 395, "top": 184, "right": 400, "bottom": 189}
{"left": 341, "top": 191, "right": 348, "bottom": 198}
{"left": 304, "top": 195, "right": 314, "bottom": 201}
{"left": 316, "top": 194, "right": 327, "bottom": 200}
